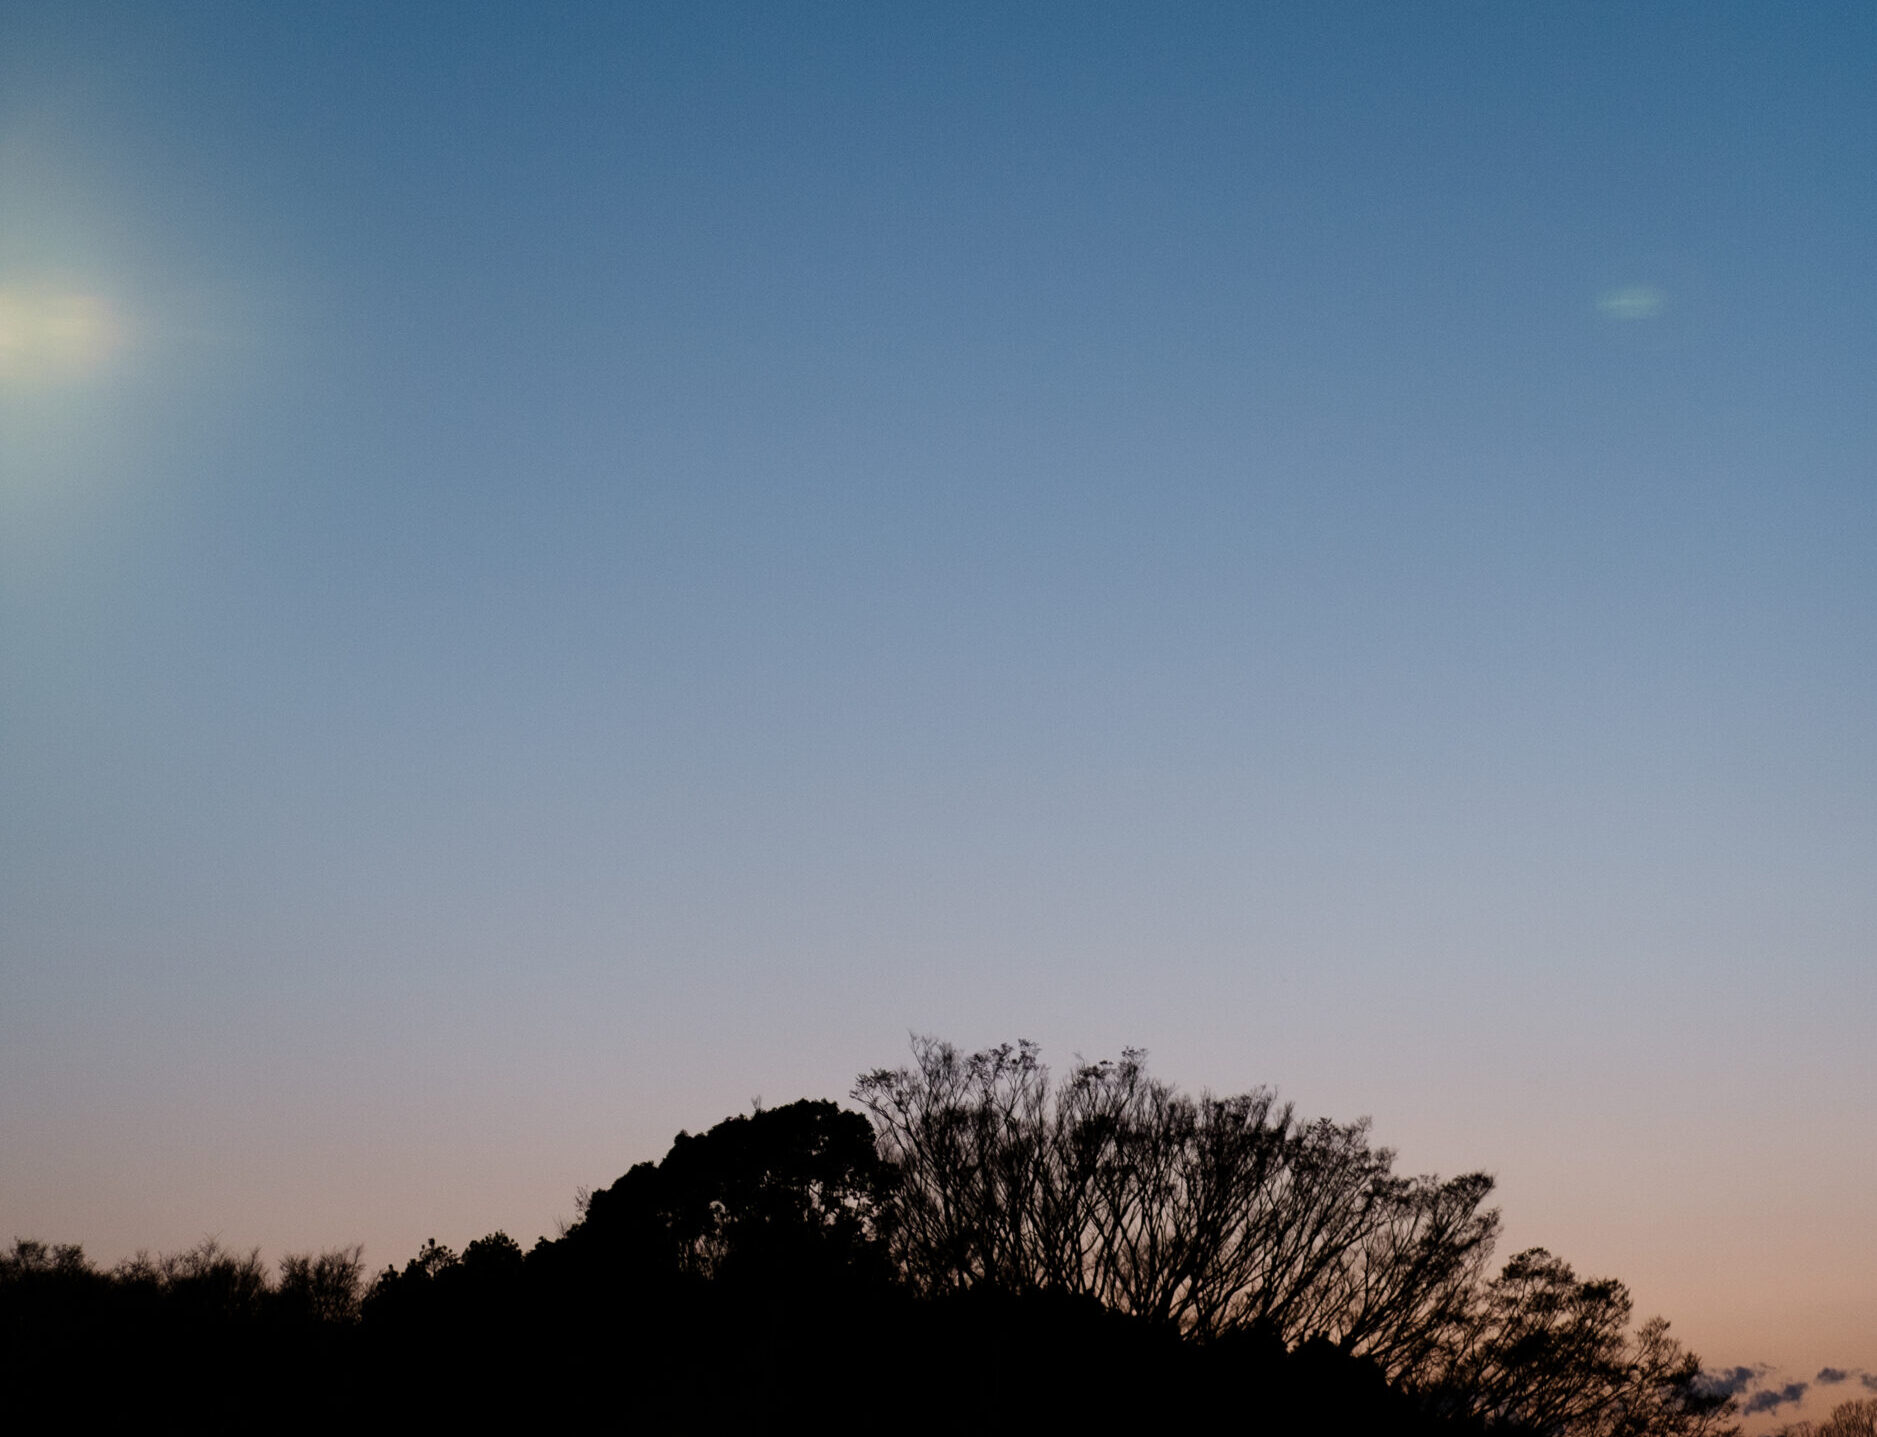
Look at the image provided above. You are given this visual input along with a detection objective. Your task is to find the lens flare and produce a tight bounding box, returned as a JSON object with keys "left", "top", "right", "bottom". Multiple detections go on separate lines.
{"left": 0, "top": 281, "right": 127, "bottom": 384}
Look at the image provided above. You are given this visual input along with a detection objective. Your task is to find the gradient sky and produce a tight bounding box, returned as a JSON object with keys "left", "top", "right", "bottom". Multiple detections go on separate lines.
{"left": 2, "top": 3, "right": 1872, "bottom": 1424}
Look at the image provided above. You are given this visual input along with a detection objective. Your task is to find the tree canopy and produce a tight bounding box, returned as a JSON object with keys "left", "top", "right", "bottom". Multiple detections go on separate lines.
{"left": 855, "top": 1037, "right": 1735, "bottom": 1437}
{"left": 569, "top": 1096, "right": 889, "bottom": 1284}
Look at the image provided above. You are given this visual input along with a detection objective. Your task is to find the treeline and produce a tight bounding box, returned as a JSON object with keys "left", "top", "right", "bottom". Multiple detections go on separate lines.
{"left": 1774, "top": 1399, "right": 1877, "bottom": 1437}
{"left": 3, "top": 1039, "right": 1739, "bottom": 1435}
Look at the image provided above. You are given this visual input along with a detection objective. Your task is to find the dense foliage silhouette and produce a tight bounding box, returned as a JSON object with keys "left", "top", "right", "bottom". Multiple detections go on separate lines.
{"left": 3, "top": 1041, "right": 1739, "bottom": 1435}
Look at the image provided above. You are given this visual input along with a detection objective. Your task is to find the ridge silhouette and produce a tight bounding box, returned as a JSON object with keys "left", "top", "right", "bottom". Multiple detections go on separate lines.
{"left": 2, "top": 1041, "right": 1738, "bottom": 1435}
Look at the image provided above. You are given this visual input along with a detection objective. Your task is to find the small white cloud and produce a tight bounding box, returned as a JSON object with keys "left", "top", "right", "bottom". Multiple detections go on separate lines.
{"left": 1595, "top": 285, "right": 1667, "bottom": 321}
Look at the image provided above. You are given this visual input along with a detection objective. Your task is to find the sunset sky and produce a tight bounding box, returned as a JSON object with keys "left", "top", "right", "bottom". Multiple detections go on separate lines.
{"left": 2, "top": 3, "right": 1872, "bottom": 1425}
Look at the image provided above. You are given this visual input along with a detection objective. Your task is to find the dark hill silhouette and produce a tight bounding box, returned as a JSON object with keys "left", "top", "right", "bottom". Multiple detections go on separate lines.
{"left": 2, "top": 1043, "right": 1739, "bottom": 1435}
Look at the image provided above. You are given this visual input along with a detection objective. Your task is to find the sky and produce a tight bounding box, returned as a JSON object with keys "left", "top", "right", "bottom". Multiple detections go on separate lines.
{"left": 2, "top": 1, "right": 1872, "bottom": 1423}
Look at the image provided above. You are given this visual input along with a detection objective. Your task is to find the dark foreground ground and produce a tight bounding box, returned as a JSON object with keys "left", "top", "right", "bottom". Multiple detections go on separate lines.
{"left": 7, "top": 1271, "right": 1474, "bottom": 1434}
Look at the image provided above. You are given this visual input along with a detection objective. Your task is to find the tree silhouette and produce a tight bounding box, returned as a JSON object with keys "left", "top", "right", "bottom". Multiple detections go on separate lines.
{"left": 856, "top": 1036, "right": 1736, "bottom": 1437}
{"left": 1423, "top": 1246, "right": 1731, "bottom": 1436}
{"left": 568, "top": 1096, "right": 890, "bottom": 1286}
{"left": 1774, "top": 1398, "right": 1877, "bottom": 1437}
{"left": 854, "top": 1036, "right": 1497, "bottom": 1359}
{"left": 3, "top": 1040, "right": 1743, "bottom": 1436}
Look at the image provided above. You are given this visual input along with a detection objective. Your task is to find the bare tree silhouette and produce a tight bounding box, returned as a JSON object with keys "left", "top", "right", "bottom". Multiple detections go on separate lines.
{"left": 1773, "top": 1398, "right": 1877, "bottom": 1437}
{"left": 854, "top": 1036, "right": 1495, "bottom": 1359}
{"left": 855, "top": 1036, "right": 1736, "bottom": 1437}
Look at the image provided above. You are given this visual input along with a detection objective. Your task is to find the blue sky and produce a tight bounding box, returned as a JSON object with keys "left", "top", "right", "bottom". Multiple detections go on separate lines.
{"left": 3, "top": 3, "right": 1873, "bottom": 1421}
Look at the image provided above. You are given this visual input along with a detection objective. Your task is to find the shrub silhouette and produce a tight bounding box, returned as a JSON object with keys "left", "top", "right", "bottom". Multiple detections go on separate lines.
{"left": 1, "top": 1237, "right": 368, "bottom": 1432}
